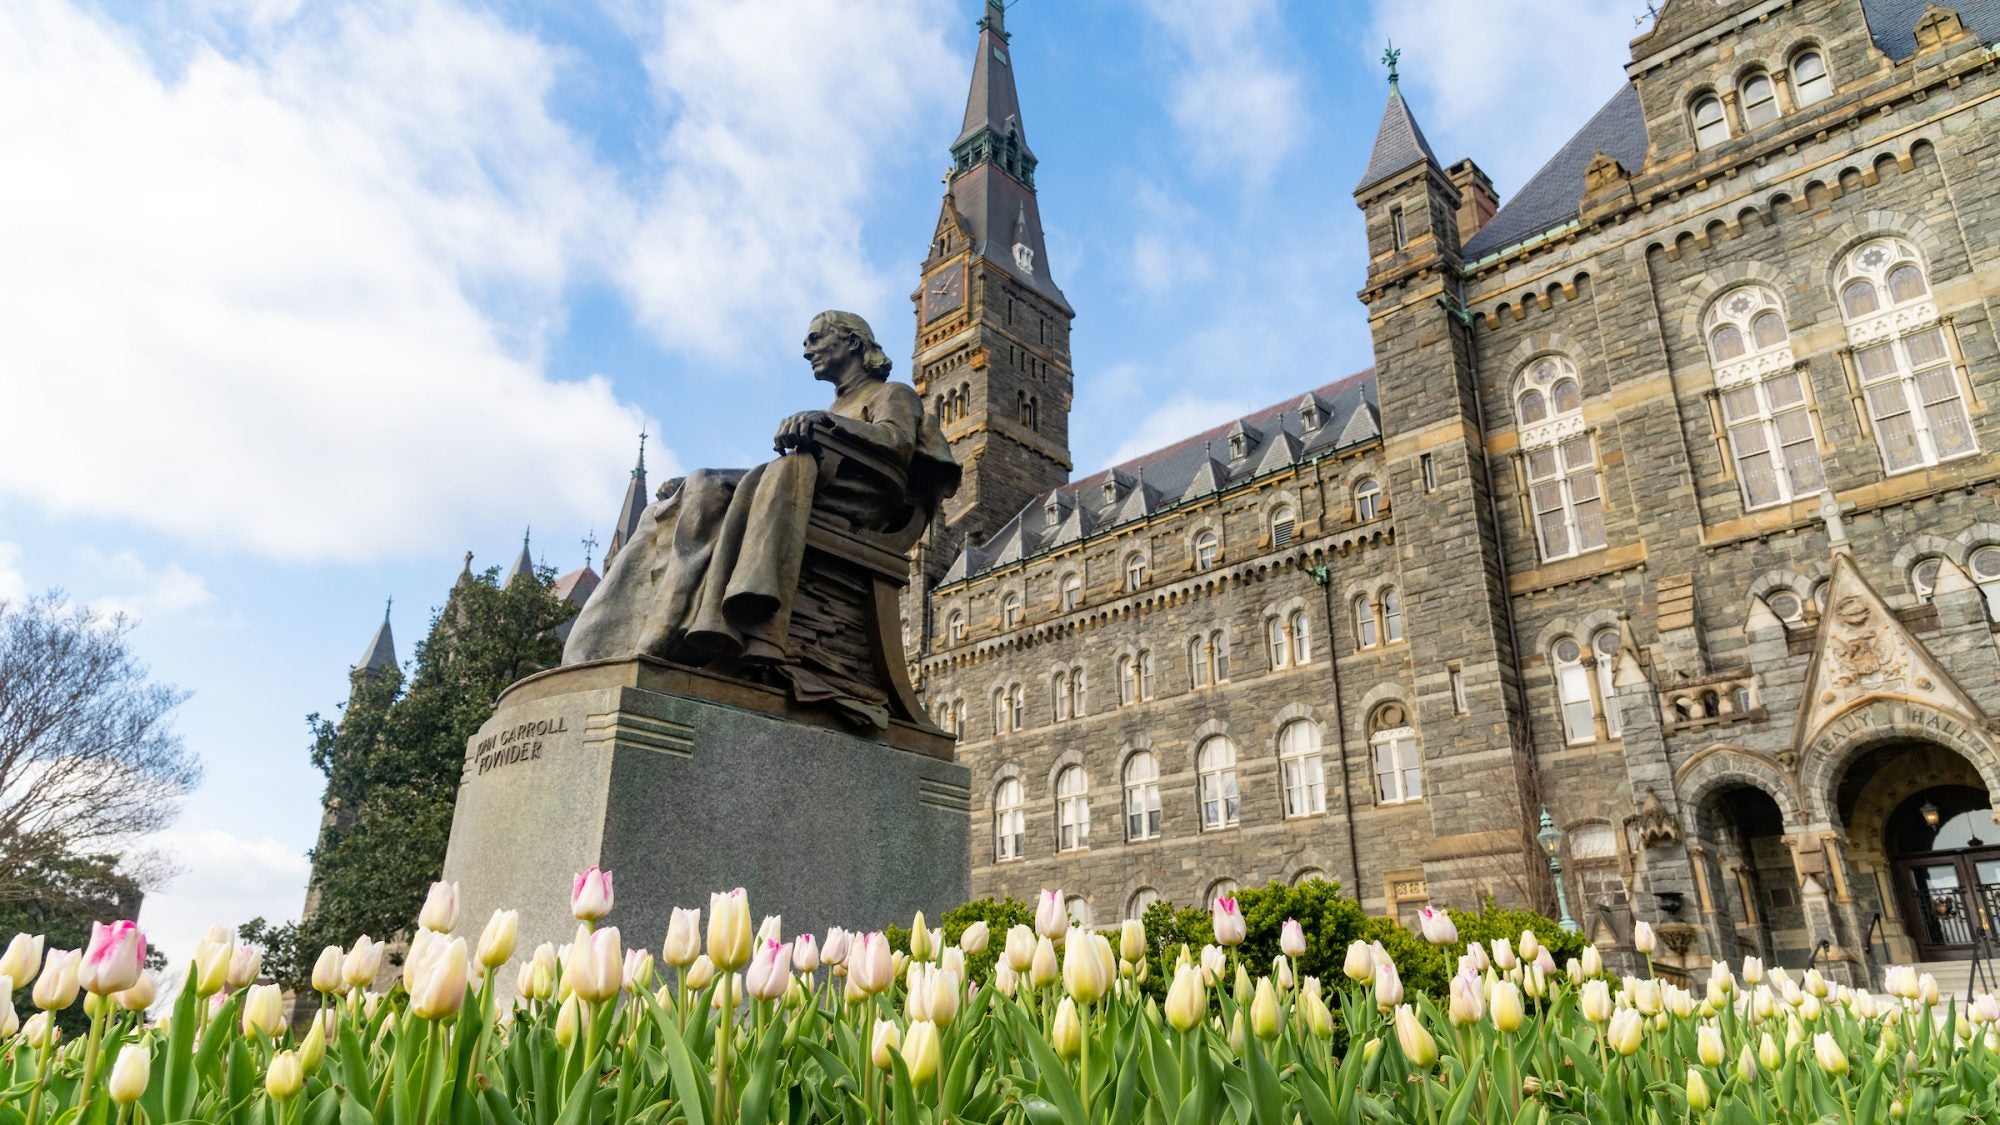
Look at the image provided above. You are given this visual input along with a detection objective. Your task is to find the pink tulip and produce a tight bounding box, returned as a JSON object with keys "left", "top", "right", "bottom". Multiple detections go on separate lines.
{"left": 79, "top": 921, "right": 145, "bottom": 996}
{"left": 1417, "top": 907, "right": 1457, "bottom": 946}
{"left": 1280, "top": 919, "right": 1306, "bottom": 958}
{"left": 572, "top": 868, "right": 614, "bottom": 923}
{"left": 821, "top": 927, "right": 851, "bottom": 967}
{"left": 746, "top": 939, "right": 792, "bottom": 1001}
{"left": 793, "top": 934, "right": 820, "bottom": 973}
{"left": 1035, "top": 889, "right": 1066, "bottom": 939}
{"left": 851, "top": 932, "right": 893, "bottom": 995}
{"left": 1212, "top": 897, "right": 1246, "bottom": 947}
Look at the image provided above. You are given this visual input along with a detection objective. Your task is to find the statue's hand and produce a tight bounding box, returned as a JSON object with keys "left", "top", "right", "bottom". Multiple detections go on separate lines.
{"left": 774, "top": 410, "right": 833, "bottom": 451}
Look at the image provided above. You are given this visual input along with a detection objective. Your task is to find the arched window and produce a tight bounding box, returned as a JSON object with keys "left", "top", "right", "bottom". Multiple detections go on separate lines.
{"left": 1705, "top": 286, "right": 1824, "bottom": 509}
{"left": 1271, "top": 505, "right": 1297, "bottom": 547}
{"left": 1289, "top": 609, "right": 1312, "bottom": 664}
{"left": 994, "top": 779, "right": 1025, "bottom": 861}
{"left": 1066, "top": 897, "right": 1091, "bottom": 927}
{"left": 1353, "top": 595, "right": 1379, "bottom": 649}
{"left": 1070, "top": 665, "right": 1087, "bottom": 717}
{"left": 1516, "top": 355, "right": 1605, "bottom": 561}
{"left": 992, "top": 688, "right": 1008, "bottom": 735}
{"left": 1837, "top": 239, "right": 1976, "bottom": 472}
{"left": 1552, "top": 637, "right": 1595, "bottom": 744}
{"left": 1124, "top": 752, "right": 1162, "bottom": 841}
{"left": 1354, "top": 478, "right": 1383, "bottom": 522}
{"left": 1268, "top": 616, "right": 1289, "bottom": 668}
{"left": 1197, "top": 736, "right": 1240, "bottom": 830}
{"left": 953, "top": 699, "right": 967, "bottom": 736}
{"left": 1591, "top": 628, "right": 1623, "bottom": 737}
{"left": 1792, "top": 49, "right": 1831, "bottom": 106}
{"left": 1210, "top": 631, "right": 1229, "bottom": 683}
{"left": 947, "top": 611, "right": 966, "bottom": 645}
{"left": 1060, "top": 572, "right": 1082, "bottom": 612}
{"left": 1118, "top": 655, "right": 1137, "bottom": 705}
{"left": 1127, "top": 888, "right": 1160, "bottom": 921}
{"left": 1002, "top": 593, "right": 1023, "bottom": 629}
{"left": 1137, "top": 650, "right": 1155, "bottom": 700}
{"left": 1189, "top": 637, "right": 1209, "bottom": 688}
{"left": 1279, "top": 719, "right": 1326, "bottom": 818}
{"left": 1740, "top": 72, "right": 1778, "bottom": 127}
{"left": 1370, "top": 703, "right": 1423, "bottom": 805}
{"left": 1764, "top": 590, "right": 1804, "bottom": 624}
{"left": 1194, "top": 530, "right": 1219, "bottom": 570}
{"left": 1053, "top": 671, "right": 1071, "bottom": 721}
{"left": 1125, "top": 553, "right": 1148, "bottom": 592}
{"left": 1968, "top": 545, "right": 2000, "bottom": 618}
{"left": 1055, "top": 766, "right": 1089, "bottom": 852}
{"left": 1011, "top": 684, "right": 1026, "bottom": 730}
{"left": 1913, "top": 556, "right": 1943, "bottom": 602}
{"left": 1380, "top": 589, "right": 1403, "bottom": 643}
{"left": 1691, "top": 93, "right": 1730, "bottom": 148}
{"left": 1208, "top": 879, "right": 1239, "bottom": 905}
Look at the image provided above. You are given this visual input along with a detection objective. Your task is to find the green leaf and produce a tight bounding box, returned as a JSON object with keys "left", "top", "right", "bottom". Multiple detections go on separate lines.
{"left": 654, "top": 1007, "right": 711, "bottom": 1125}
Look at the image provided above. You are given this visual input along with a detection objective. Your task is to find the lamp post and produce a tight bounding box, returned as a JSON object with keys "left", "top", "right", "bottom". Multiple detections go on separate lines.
{"left": 1537, "top": 806, "right": 1580, "bottom": 933}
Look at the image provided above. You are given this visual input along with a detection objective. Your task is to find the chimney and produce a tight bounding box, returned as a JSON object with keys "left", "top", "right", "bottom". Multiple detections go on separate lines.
{"left": 1448, "top": 158, "right": 1499, "bottom": 244}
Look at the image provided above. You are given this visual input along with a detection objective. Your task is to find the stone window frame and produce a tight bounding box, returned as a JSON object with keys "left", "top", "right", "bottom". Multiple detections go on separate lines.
{"left": 1123, "top": 547, "right": 1151, "bottom": 593}
{"left": 1188, "top": 628, "right": 1230, "bottom": 688}
{"left": 1291, "top": 868, "right": 1327, "bottom": 888}
{"left": 1688, "top": 88, "right": 1731, "bottom": 150}
{"left": 991, "top": 766, "right": 1027, "bottom": 863}
{"left": 1274, "top": 708, "right": 1328, "bottom": 820}
{"left": 1051, "top": 755, "right": 1091, "bottom": 853}
{"left": 1263, "top": 594, "right": 1311, "bottom": 668}
{"left": 945, "top": 608, "right": 967, "bottom": 646}
{"left": 1735, "top": 67, "right": 1781, "bottom": 130}
{"left": 1057, "top": 569, "right": 1084, "bottom": 613}
{"left": 1190, "top": 526, "right": 1222, "bottom": 571}
{"left": 934, "top": 693, "right": 968, "bottom": 738}
{"left": 1510, "top": 352, "right": 1607, "bottom": 563}
{"left": 1786, "top": 42, "right": 1833, "bottom": 108}
{"left": 1833, "top": 236, "right": 1979, "bottom": 475}
{"left": 1195, "top": 734, "right": 1241, "bottom": 831}
{"left": 1747, "top": 567, "right": 1823, "bottom": 627}
{"left": 1533, "top": 612, "right": 1625, "bottom": 744}
{"left": 1953, "top": 523, "right": 2000, "bottom": 618}
{"left": 1701, "top": 282, "right": 1827, "bottom": 511}
{"left": 1121, "top": 745, "right": 1163, "bottom": 843}
{"left": 1205, "top": 877, "right": 1240, "bottom": 909}
{"left": 1367, "top": 699, "right": 1423, "bottom": 806}
{"left": 1262, "top": 489, "right": 1303, "bottom": 549}
{"left": 1113, "top": 642, "right": 1155, "bottom": 705}
{"left": 1001, "top": 591, "right": 1024, "bottom": 630}
{"left": 1353, "top": 476, "right": 1384, "bottom": 523}
{"left": 1126, "top": 886, "right": 1161, "bottom": 921}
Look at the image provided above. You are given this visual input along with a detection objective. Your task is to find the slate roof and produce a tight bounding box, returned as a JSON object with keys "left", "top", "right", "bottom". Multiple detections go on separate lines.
{"left": 946, "top": 370, "right": 1378, "bottom": 583}
{"left": 1460, "top": 1, "right": 2000, "bottom": 260}
{"left": 356, "top": 608, "right": 396, "bottom": 675}
{"left": 1355, "top": 84, "right": 1442, "bottom": 194}
{"left": 504, "top": 532, "right": 536, "bottom": 585}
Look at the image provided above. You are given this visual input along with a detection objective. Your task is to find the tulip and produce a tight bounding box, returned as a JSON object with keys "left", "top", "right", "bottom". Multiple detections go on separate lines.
{"left": 418, "top": 880, "right": 459, "bottom": 933}
{"left": 1036, "top": 889, "right": 1066, "bottom": 939}
{"left": 22, "top": 1011, "right": 57, "bottom": 1049}
{"left": 478, "top": 910, "right": 519, "bottom": 970}
{"left": 1303, "top": 985, "right": 1335, "bottom": 1038}
{"left": 343, "top": 935, "right": 384, "bottom": 990}
{"left": 1803, "top": 967, "right": 1829, "bottom": 998}
{"left": 312, "top": 945, "right": 346, "bottom": 995}
{"left": 1393, "top": 1004, "right": 1436, "bottom": 1068}
{"left": 1064, "top": 930, "right": 1114, "bottom": 1003}
{"left": 683, "top": 955, "right": 716, "bottom": 992}
{"left": 1686, "top": 1067, "right": 1711, "bottom": 1112}
{"left": 549, "top": 994, "right": 581, "bottom": 1047}
{"left": 959, "top": 919, "right": 991, "bottom": 956}
{"left": 1491, "top": 936, "right": 1518, "bottom": 971}
{"left": 1490, "top": 980, "right": 1524, "bottom": 1033}
{"left": 116, "top": 973, "right": 156, "bottom": 1013}
{"left": 1737, "top": 1043, "right": 1758, "bottom": 1082}
{"left": 1280, "top": 918, "right": 1307, "bottom": 958}
{"left": 1813, "top": 1030, "right": 1848, "bottom": 1075}
{"left": 1374, "top": 954, "right": 1403, "bottom": 1011}
{"left": 850, "top": 932, "right": 892, "bottom": 995}
{"left": 1003, "top": 925, "right": 1035, "bottom": 972}
{"left": 1030, "top": 936, "right": 1060, "bottom": 989}
{"left": 0, "top": 935, "right": 44, "bottom": 989}
{"left": 1051, "top": 998, "right": 1082, "bottom": 1059}
{"left": 1693, "top": 1021, "right": 1725, "bottom": 1066}
{"left": 909, "top": 913, "right": 935, "bottom": 962}
{"left": 568, "top": 867, "right": 613, "bottom": 922}
{"left": 1121, "top": 919, "right": 1146, "bottom": 963}
{"left": 1165, "top": 962, "right": 1205, "bottom": 1031}
{"left": 263, "top": 1049, "right": 305, "bottom": 1101}
{"left": 746, "top": 940, "right": 792, "bottom": 1002}
{"left": 1448, "top": 971, "right": 1485, "bottom": 1026}
{"left": 793, "top": 933, "right": 821, "bottom": 973}
{"left": 871, "top": 1018, "right": 900, "bottom": 1069}
{"left": 941, "top": 946, "right": 965, "bottom": 978}
{"left": 822, "top": 927, "right": 851, "bottom": 967}
{"left": 1273, "top": 954, "right": 1294, "bottom": 992}
{"left": 109, "top": 1041, "right": 150, "bottom": 1104}
{"left": 569, "top": 925, "right": 623, "bottom": 1003}
{"left": 623, "top": 949, "right": 655, "bottom": 992}
{"left": 1920, "top": 973, "right": 1941, "bottom": 1007}
{"left": 1463, "top": 940, "right": 1490, "bottom": 974}
{"left": 927, "top": 967, "right": 961, "bottom": 1026}
{"left": 1885, "top": 965, "right": 1919, "bottom": 999}
{"left": 1632, "top": 978, "right": 1661, "bottom": 1016}
{"left": 1413, "top": 906, "right": 1455, "bottom": 945}
{"left": 1343, "top": 940, "right": 1374, "bottom": 984}
{"left": 1211, "top": 896, "right": 1246, "bottom": 946}
{"left": 1517, "top": 928, "right": 1540, "bottom": 962}
{"left": 1633, "top": 920, "right": 1657, "bottom": 955}
{"left": 1739, "top": 955, "right": 1763, "bottom": 985}
{"left": 902, "top": 1019, "right": 942, "bottom": 1082}
{"left": 1607, "top": 1008, "right": 1645, "bottom": 1055}
{"left": 242, "top": 983, "right": 284, "bottom": 1037}
{"left": 656, "top": 907, "right": 701, "bottom": 968}
{"left": 189, "top": 940, "right": 229, "bottom": 998}
{"left": 1250, "top": 977, "right": 1280, "bottom": 1040}
{"left": 707, "top": 889, "right": 752, "bottom": 971}
{"left": 32, "top": 949, "right": 79, "bottom": 1011}
{"left": 227, "top": 945, "right": 263, "bottom": 990}
{"left": 79, "top": 921, "right": 145, "bottom": 996}
{"left": 995, "top": 963, "right": 1019, "bottom": 997}
{"left": 1758, "top": 1030, "right": 1782, "bottom": 1070}
{"left": 1200, "top": 943, "right": 1227, "bottom": 985}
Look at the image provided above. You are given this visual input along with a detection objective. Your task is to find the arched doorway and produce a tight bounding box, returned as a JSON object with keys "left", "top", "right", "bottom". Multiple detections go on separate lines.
{"left": 1837, "top": 742, "right": 1997, "bottom": 963}
{"left": 1692, "top": 784, "right": 1806, "bottom": 965}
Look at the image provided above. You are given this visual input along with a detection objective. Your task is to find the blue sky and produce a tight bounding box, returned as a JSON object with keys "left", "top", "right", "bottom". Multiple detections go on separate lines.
{"left": 0, "top": 0, "right": 1644, "bottom": 963}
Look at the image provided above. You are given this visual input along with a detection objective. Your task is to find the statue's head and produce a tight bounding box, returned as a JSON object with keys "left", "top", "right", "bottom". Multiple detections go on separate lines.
{"left": 806, "top": 310, "right": 893, "bottom": 382}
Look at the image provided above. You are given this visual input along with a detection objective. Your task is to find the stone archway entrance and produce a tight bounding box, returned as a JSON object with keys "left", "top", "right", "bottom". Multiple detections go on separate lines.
{"left": 1691, "top": 784, "right": 1806, "bottom": 965}
{"left": 1836, "top": 740, "right": 1998, "bottom": 964}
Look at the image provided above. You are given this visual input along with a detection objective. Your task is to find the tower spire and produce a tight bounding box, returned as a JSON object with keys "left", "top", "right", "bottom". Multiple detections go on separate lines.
{"left": 604, "top": 431, "right": 652, "bottom": 571}
{"left": 505, "top": 527, "right": 536, "bottom": 585}
{"left": 1354, "top": 55, "right": 1441, "bottom": 195}
{"left": 356, "top": 598, "right": 397, "bottom": 675}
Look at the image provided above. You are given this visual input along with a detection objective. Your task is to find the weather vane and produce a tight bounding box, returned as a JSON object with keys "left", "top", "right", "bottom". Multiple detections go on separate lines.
{"left": 1635, "top": 2, "right": 1661, "bottom": 28}
{"left": 1382, "top": 41, "right": 1402, "bottom": 86}
{"left": 582, "top": 529, "right": 599, "bottom": 570}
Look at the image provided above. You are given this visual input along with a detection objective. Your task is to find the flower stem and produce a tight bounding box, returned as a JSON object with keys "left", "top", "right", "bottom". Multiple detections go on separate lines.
{"left": 23, "top": 1037, "right": 54, "bottom": 1125}
{"left": 77, "top": 1002, "right": 109, "bottom": 1123}
{"left": 714, "top": 970, "right": 734, "bottom": 1122}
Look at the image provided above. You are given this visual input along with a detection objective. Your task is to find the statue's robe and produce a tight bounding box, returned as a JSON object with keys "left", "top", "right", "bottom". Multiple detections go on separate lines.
{"left": 563, "top": 377, "right": 955, "bottom": 719}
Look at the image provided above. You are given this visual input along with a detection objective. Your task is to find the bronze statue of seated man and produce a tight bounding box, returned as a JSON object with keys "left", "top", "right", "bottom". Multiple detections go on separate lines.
{"left": 563, "top": 311, "right": 958, "bottom": 728}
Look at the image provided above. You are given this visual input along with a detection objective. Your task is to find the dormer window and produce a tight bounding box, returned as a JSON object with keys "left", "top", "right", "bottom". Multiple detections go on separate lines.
{"left": 1229, "top": 432, "right": 1249, "bottom": 460}
{"left": 1102, "top": 477, "right": 1121, "bottom": 505}
{"left": 1045, "top": 497, "right": 1064, "bottom": 525}
{"left": 1691, "top": 94, "right": 1730, "bottom": 149}
{"left": 1739, "top": 73, "right": 1778, "bottom": 128}
{"left": 1301, "top": 403, "right": 1321, "bottom": 430}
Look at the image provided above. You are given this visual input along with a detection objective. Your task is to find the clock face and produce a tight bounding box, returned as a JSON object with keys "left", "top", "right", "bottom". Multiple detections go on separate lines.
{"left": 924, "top": 265, "right": 965, "bottom": 323}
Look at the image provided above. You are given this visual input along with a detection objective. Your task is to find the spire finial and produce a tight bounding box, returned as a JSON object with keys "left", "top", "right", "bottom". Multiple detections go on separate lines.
{"left": 635, "top": 429, "right": 648, "bottom": 476}
{"left": 1381, "top": 41, "right": 1401, "bottom": 86}
{"left": 523, "top": 526, "right": 532, "bottom": 549}
{"left": 383, "top": 596, "right": 393, "bottom": 623}
{"left": 582, "top": 528, "right": 599, "bottom": 570}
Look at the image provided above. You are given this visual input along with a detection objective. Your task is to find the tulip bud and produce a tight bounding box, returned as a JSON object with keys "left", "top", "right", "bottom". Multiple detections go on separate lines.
{"left": 1691, "top": 1021, "right": 1724, "bottom": 1066}
{"left": 1448, "top": 971, "right": 1484, "bottom": 1026}
{"left": 116, "top": 972, "right": 156, "bottom": 1013}
{"left": 1279, "top": 918, "right": 1307, "bottom": 958}
{"left": 1517, "top": 928, "right": 1540, "bottom": 963}
{"left": 227, "top": 945, "right": 263, "bottom": 991}
{"left": 1273, "top": 954, "right": 1294, "bottom": 992}
{"left": 1374, "top": 954, "right": 1404, "bottom": 1011}
{"left": 312, "top": 945, "right": 346, "bottom": 995}
{"left": 1250, "top": 978, "right": 1280, "bottom": 1040}
{"left": 624, "top": 949, "right": 655, "bottom": 992}
{"left": 554, "top": 993, "right": 584, "bottom": 1047}
{"left": 0, "top": 935, "right": 45, "bottom": 990}
{"left": 80, "top": 921, "right": 146, "bottom": 996}
{"left": 1165, "top": 961, "right": 1205, "bottom": 1031}
{"left": 928, "top": 967, "right": 961, "bottom": 1026}
{"left": 1211, "top": 896, "right": 1246, "bottom": 947}
{"left": 1036, "top": 889, "right": 1066, "bottom": 939}
{"left": 0, "top": 987, "right": 20, "bottom": 1038}
{"left": 1813, "top": 1031, "right": 1848, "bottom": 1075}
{"left": 1343, "top": 940, "right": 1375, "bottom": 984}
{"left": 683, "top": 955, "right": 716, "bottom": 992}
{"left": 1303, "top": 986, "right": 1335, "bottom": 1038}
{"left": 1394, "top": 1004, "right": 1437, "bottom": 1068}
{"left": 567, "top": 868, "right": 612, "bottom": 923}
{"left": 1200, "top": 944, "right": 1226, "bottom": 985}
{"left": 1031, "top": 936, "right": 1060, "bottom": 989}
{"left": 242, "top": 983, "right": 285, "bottom": 1038}
{"left": 265, "top": 1050, "right": 304, "bottom": 1100}
{"left": 957, "top": 919, "right": 990, "bottom": 956}
{"left": 1063, "top": 930, "right": 1112, "bottom": 1004}
{"left": 1121, "top": 919, "right": 1146, "bottom": 964}
{"left": 787, "top": 933, "right": 818, "bottom": 974}
{"left": 1920, "top": 973, "right": 1940, "bottom": 1007}
{"left": 412, "top": 938, "right": 469, "bottom": 1020}
{"left": 418, "top": 881, "right": 459, "bottom": 934}
{"left": 1685, "top": 1067, "right": 1710, "bottom": 1112}
{"left": 746, "top": 940, "right": 792, "bottom": 1002}
{"left": 707, "top": 889, "right": 752, "bottom": 971}
{"left": 1580, "top": 944, "right": 1602, "bottom": 977}
{"left": 999, "top": 925, "right": 1032, "bottom": 974}
{"left": 1607, "top": 1008, "right": 1645, "bottom": 1056}
{"left": 22, "top": 1011, "right": 58, "bottom": 1049}
{"left": 902, "top": 1019, "right": 941, "bottom": 1082}
{"left": 870, "top": 1018, "right": 901, "bottom": 1069}
{"left": 846, "top": 932, "right": 888, "bottom": 995}
{"left": 1759, "top": 1030, "right": 1782, "bottom": 1070}
{"left": 109, "top": 1041, "right": 150, "bottom": 1104}
{"left": 1051, "top": 998, "right": 1082, "bottom": 1059}
{"left": 341, "top": 935, "right": 383, "bottom": 990}
{"left": 478, "top": 910, "right": 519, "bottom": 970}
{"left": 1633, "top": 920, "right": 1657, "bottom": 955}
{"left": 573, "top": 925, "right": 623, "bottom": 1003}
{"left": 1490, "top": 980, "right": 1524, "bottom": 1033}
{"left": 32, "top": 949, "right": 79, "bottom": 1011}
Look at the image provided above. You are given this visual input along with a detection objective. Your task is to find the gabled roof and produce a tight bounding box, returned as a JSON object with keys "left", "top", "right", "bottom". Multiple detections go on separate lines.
{"left": 1355, "top": 84, "right": 1442, "bottom": 194}
{"left": 552, "top": 566, "right": 599, "bottom": 607}
{"left": 944, "top": 370, "right": 1378, "bottom": 583}
{"left": 1462, "top": 83, "right": 1648, "bottom": 259}
{"left": 1862, "top": 0, "right": 2000, "bottom": 56}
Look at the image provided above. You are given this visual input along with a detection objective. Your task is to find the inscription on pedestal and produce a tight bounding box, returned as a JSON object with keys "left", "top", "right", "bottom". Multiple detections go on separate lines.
{"left": 471, "top": 714, "right": 573, "bottom": 776}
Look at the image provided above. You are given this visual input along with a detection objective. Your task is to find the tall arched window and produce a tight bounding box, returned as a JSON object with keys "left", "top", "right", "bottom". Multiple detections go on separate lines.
{"left": 1060, "top": 572, "right": 1082, "bottom": 612}
{"left": 1381, "top": 589, "right": 1403, "bottom": 643}
{"left": 1124, "top": 752, "right": 1162, "bottom": 841}
{"left": 1592, "top": 628, "right": 1623, "bottom": 737}
{"left": 1516, "top": 355, "right": 1605, "bottom": 561}
{"left": 1066, "top": 897, "right": 1091, "bottom": 927}
{"left": 1118, "top": 655, "right": 1137, "bottom": 705}
{"left": 1353, "top": 595, "right": 1379, "bottom": 649}
{"left": 1194, "top": 530, "right": 1219, "bottom": 570}
{"left": 992, "top": 688, "right": 1008, "bottom": 735}
{"left": 1010, "top": 683, "right": 1025, "bottom": 731}
{"left": 1370, "top": 703, "right": 1423, "bottom": 805}
{"left": 994, "top": 779, "right": 1025, "bottom": 861}
{"left": 1125, "top": 553, "right": 1148, "bottom": 592}
{"left": 1739, "top": 72, "right": 1779, "bottom": 127}
{"left": 1837, "top": 239, "right": 1976, "bottom": 472}
{"left": 1055, "top": 767, "right": 1089, "bottom": 852}
{"left": 1791, "top": 49, "right": 1831, "bottom": 106}
{"left": 1127, "top": 888, "right": 1160, "bottom": 921}
{"left": 1552, "top": 637, "right": 1595, "bottom": 744}
{"left": 1052, "top": 671, "right": 1072, "bottom": 721}
{"left": 1070, "top": 665, "right": 1087, "bottom": 716}
{"left": 1210, "top": 630, "right": 1229, "bottom": 682}
{"left": 1354, "top": 478, "right": 1383, "bottom": 521}
{"left": 1002, "top": 593, "right": 1023, "bottom": 629}
{"left": 1137, "top": 650, "right": 1155, "bottom": 700}
{"left": 1692, "top": 93, "right": 1730, "bottom": 148}
{"left": 1913, "top": 556, "right": 1943, "bottom": 602}
{"left": 1279, "top": 719, "right": 1326, "bottom": 818}
{"left": 1706, "top": 286, "right": 1824, "bottom": 509}
{"left": 1268, "top": 616, "right": 1290, "bottom": 667}
{"left": 1188, "top": 637, "right": 1210, "bottom": 688}
{"left": 947, "top": 611, "right": 966, "bottom": 645}
{"left": 1197, "top": 736, "right": 1240, "bottom": 829}
{"left": 1288, "top": 609, "right": 1312, "bottom": 664}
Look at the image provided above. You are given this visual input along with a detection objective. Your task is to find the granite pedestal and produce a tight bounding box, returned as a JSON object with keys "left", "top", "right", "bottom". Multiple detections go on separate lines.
{"left": 439, "top": 657, "right": 970, "bottom": 980}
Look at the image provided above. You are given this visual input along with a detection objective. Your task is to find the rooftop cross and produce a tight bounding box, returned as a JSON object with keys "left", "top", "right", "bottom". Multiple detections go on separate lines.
{"left": 1381, "top": 41, "right": 1401, "bottom": 86}
{"left": 1815, "top": 491, "right": 1855, "bottom": 555}
{"left": 383, "top": 596, "right": 392, "bottom": 621}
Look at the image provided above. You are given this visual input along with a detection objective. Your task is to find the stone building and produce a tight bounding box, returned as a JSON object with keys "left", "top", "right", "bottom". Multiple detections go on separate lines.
{"left": 905, "top": 0, "right": 2000, "bottom": 981}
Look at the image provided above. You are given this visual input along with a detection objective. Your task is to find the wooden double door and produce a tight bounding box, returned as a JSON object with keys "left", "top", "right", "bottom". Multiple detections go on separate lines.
{"left": 1896, "top": 850, "right": 2000, "bottom": 961}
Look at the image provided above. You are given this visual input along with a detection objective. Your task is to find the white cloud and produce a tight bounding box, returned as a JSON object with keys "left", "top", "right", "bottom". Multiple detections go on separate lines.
{"left": 0, "top": 542, "right": 24, "bottom": 604}
{"left": 1363, "top": 0, "right": 1636, "bottom": 194}
{"left": 0, "top": 0, "right": 645, "bottom": 563}
{"left": 1138, "top": 0, "right": 1305, "bottom": 187}
{"left": 618, "top": 0, "right": 959, "bottom": 361}
{"left": 71, "top": 547, "right": 214, "bottom": 622}
{"left": 1101, "top": 393, "right": 1262, "bottom": 470}
{"left": 139, "top": 816, "right": 311, "bottom": 985}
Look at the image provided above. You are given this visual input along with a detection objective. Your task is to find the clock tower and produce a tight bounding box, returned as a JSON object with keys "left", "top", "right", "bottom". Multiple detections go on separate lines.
{"left": 910, "top": 0, "right": 1074, "bottom": 591}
